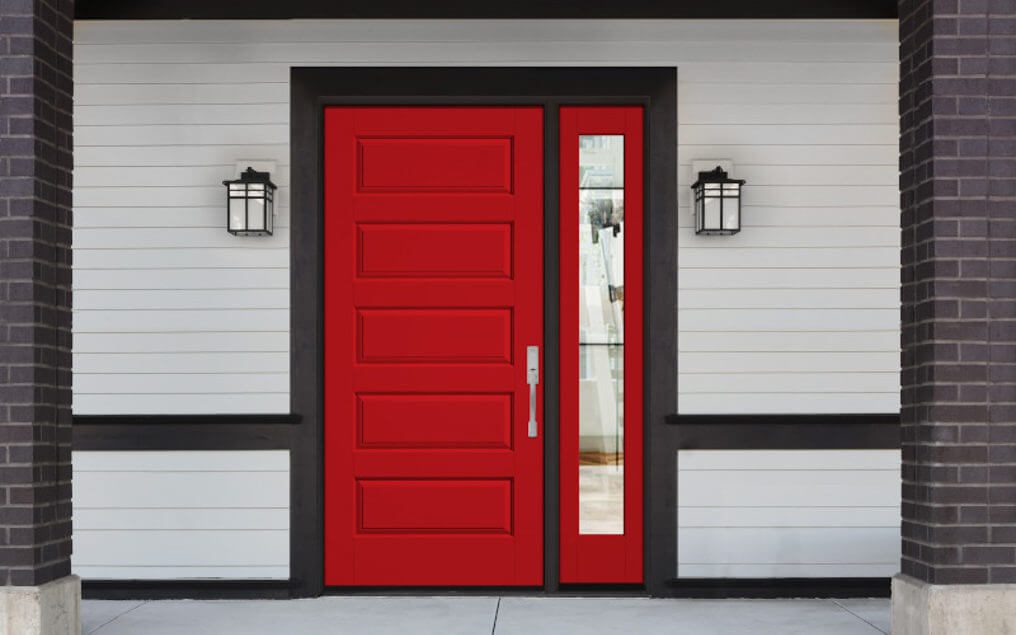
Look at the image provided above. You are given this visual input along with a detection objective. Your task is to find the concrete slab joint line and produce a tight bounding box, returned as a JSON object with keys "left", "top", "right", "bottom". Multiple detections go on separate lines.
{"left": 893, "top": 575, "right": 1016, "bottom": 635}
{"left": 79, "top": 596, "right": 892, "bottom": 634}
{"left": 0, "top": 576, "right": 81, "bottom": 635}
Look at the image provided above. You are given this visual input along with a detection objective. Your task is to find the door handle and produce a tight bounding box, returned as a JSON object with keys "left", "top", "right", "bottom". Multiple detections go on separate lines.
{"left": 526, "top": 346, "right": 539, "bottom": 438}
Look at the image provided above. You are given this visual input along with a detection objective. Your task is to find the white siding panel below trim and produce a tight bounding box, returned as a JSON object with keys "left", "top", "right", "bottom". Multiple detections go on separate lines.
{"left": 72, "top": 451, "right": 290, "bottom": 581}
{"left": 678, "top": 563, "right": 898, "bottom": 578}
{"left": 73, "top": 19, "right": 899, "bottom": 415}
{"left": 678, "top": 449, "right": 899, "bottom": 470}
{"left": 74, "top": 566, "right": 289, "bottom": 580}
{"left": 677, "top": 450, "right": 901, "bottom": 579}
{"left": 74, "top": 450, "right": 289, "bottom": 471}
{"left": 679, "top": 527, "right": 899, "bottom": 566}
{"left": 74, "top": 531, "right": 289, "bottom": 568}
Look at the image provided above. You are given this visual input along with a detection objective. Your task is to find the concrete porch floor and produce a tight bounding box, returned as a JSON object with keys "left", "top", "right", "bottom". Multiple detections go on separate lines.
{"left": 83, "top": 596, "right": 890, "bottom": 634}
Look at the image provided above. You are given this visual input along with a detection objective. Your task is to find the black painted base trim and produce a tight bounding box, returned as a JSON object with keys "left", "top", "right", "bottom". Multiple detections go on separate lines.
{"left": 667, "top": 577, "right": 891, "bottom": 599}
{"left": 82, "top": 578, "right": 889, "bottom": 600}
{"left": 667, "top": 414, "right": 899, "bottom": 450}
{"left": 82, "top": 580, "right": 293, "bottom": 600}
{"left": 85, "top": 581, "right": 644, "bottom": 600}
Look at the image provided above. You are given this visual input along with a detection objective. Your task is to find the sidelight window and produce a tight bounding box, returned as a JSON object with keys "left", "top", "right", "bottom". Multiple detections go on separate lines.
{"left": 560, "top": 106, "right": 644, "bottom": 584}
{"left": 578, "top": 135, "right": 626, "bottom": 535}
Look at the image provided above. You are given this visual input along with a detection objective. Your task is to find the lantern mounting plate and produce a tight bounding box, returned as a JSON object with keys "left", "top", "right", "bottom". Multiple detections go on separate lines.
{"left": 226, "top": 166, "right": 276, "bottom": 187}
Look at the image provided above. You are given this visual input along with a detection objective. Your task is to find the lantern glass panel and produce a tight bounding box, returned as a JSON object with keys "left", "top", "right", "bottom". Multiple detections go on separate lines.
{"left": 722, "top": 199, "right": 739, "bottom": 232}
{"left": 694, "top": 192, "right": 703, "bottom": 233}
{"left": 245, "top": 183, "right": 264, "bottom": 232}
{"left": 229, "top": 195, "right": 247, "bottom": 232}
{"left": 247, "top": 197, "right": 265, "bottom": 231}
{"left": 723, "top": 184, "right": 740, "bottom": 232}
{"left": 703, "top": 183, "right": 722, "bottom": 232}
{"left": 723, "top": 198, "right": 739, "bottom": 232}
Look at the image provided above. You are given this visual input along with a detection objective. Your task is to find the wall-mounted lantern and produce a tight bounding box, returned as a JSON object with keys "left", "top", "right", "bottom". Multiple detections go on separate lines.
{"left": 691, "top": 166, "right": 745, "bottom": 236}
{"left": 223, "top": 167, "right": 276, "bottom": 236}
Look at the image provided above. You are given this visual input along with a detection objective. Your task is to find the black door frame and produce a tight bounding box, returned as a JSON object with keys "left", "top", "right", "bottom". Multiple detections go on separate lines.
{"left": 290, "top": 67, "right": 678, "bottom": 598}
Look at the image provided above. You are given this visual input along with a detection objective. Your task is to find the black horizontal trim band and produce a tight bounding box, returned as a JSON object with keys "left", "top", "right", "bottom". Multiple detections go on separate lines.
{"left": 74, "top": 413, "right": 302, "bottom": 425}
{"left": 83, "top": 580, "right": 292, "bottom": 601}
{"left": 667, "top": 577, "right": 890, "bottom": 599}
{"left": 75, "top": 0, "right": 898, "bottom": 19}
{"left": 73, "top": 414, "right": 298, "bottom": 451}
{"left": 72, "top": 413, "right": 898, "bottom": 451}
{"left": 667, "top": 413, "right": 899, "bottom": 449}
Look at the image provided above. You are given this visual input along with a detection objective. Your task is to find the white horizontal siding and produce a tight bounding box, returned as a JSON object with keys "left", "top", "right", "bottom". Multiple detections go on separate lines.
{"left": 677, "top": 450, "right": 901, "bottom": 578}
{"left": 679, "top": 394, "right": 901, "bottom": 413}
{"left": 674, "top": 26, "right": 898, "bottom": 414}
{"left": 73, "top": 451, "right": 289, "bottom": 580}
{"left": 74, "top": 332, "right": 290, "bottom": 353}
{"left": 74, "top": 394, "right": 288, "bottom": 414}
{"left": 73, "top": 19, "right": 899, "bottom": 415}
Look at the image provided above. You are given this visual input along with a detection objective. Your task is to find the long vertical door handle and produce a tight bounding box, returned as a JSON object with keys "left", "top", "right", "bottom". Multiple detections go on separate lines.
{"left": 527, "top": 346, "right": 539, "bottom": 438}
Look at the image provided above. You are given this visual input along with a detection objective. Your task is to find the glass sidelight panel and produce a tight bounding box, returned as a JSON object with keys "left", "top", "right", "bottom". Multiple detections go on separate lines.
{"left": 578, "top": 135, "right": 625, "bottom": 535}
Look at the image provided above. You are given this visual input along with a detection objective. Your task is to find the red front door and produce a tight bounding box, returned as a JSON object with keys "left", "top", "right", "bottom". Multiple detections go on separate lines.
{"left": 323, "top": 106, "right": 544, "bottom": 586}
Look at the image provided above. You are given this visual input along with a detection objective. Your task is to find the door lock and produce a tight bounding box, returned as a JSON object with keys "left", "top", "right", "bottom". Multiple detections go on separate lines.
{"left": 526, "top": 346, "right": 539, "bottom": 438}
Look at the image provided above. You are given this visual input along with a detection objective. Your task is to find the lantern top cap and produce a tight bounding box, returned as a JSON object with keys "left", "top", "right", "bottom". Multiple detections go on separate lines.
{"left": 691, "top": 166, "right": 746, "bottom": 189}
{"left": 223, "top": 166, "right": 277, "bottom": 188}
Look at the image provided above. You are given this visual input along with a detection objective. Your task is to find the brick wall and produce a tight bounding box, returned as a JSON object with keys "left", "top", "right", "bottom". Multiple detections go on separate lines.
{"left": 900, "top": 0, "right": 1016, "bottom": 584}
{"left": 0, "top": 0, "right": 74, "bottom": 587}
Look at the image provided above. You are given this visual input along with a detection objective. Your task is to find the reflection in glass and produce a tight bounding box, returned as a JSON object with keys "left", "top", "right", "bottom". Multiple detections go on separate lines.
{"left": 578, "top": 135, "right": 624, "bottom": 535}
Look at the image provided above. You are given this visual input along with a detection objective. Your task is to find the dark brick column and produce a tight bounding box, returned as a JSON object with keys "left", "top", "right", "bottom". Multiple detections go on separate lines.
{"left": 0, "top": 0, "right": 74, "bottom": 588}
{"left": 899, "top": 0, "right": 1016, "bottom": 587}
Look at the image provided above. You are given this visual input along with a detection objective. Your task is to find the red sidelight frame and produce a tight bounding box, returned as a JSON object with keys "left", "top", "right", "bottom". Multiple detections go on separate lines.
{"left": 559, "top": 106, "right": 644, "bottom": 584}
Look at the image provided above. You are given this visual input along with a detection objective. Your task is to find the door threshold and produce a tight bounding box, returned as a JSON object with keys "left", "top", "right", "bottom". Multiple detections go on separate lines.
{"left": 322, "top": 584, "right": 646, "bottom": 597}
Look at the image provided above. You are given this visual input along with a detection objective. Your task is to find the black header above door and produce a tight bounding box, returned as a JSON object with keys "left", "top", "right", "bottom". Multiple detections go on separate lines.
{"left": 76, "top": 0, "right": 896, "bottom": 20}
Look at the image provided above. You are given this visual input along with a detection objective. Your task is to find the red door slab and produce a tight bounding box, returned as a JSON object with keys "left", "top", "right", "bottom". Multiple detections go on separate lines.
{"left": 324, "top": 107, "right": 544, "bottom": 586}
